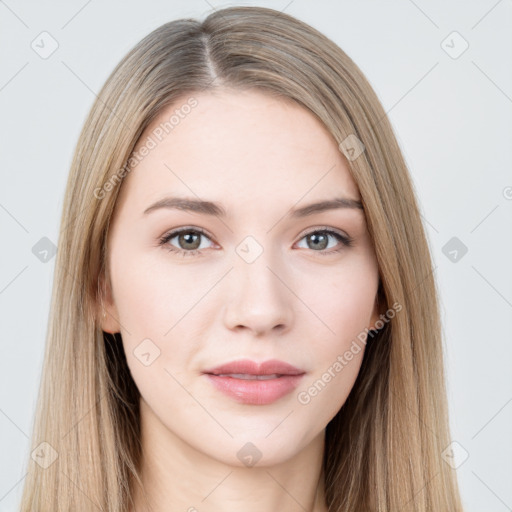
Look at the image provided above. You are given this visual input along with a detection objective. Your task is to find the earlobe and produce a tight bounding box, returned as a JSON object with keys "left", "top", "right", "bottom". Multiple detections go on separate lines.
{"left": 369, "top": 308, "right": 381, "bottom": 331}
{"left": 97, "top": 274, "right": 120, "bottom": 334}
{"left": 368, "top": 286, "right": 386, "bottom": 331}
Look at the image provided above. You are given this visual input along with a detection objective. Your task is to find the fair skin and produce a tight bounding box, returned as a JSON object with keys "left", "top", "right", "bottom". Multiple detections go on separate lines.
{"left": 101, "top": 88, "right": 382, "bottom": 512}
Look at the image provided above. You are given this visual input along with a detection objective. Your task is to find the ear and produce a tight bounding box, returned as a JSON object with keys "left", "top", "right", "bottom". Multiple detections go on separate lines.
{"left": 368, "top": 282, "right": 386, "bottom": 330}
{"left": 369, "top": 303, "right": 381, "bottom": 330}
{"left": 98, "top": 272, "right": 121, "bottom": 334}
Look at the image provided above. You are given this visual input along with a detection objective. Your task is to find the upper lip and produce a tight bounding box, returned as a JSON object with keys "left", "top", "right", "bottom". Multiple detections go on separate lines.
{"left": 203, "top": 358, "right": 305, "bottom": 376}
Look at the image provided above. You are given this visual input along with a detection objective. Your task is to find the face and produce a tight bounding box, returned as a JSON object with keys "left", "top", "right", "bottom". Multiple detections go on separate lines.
{"left": 101, "top": 88, "right": 382, "bottom": 467}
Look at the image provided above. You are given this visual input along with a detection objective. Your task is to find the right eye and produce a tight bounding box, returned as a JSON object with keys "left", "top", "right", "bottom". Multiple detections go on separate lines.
{"left": 158, "top": 227, "right": 215, "bottom": 257}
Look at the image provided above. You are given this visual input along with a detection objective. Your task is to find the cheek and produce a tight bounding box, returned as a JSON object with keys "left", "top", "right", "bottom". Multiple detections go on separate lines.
{"left": 295, "top": 346, "right": 364, "bottom": 432}
{"left": 297, "top": 255, "right": 378, "bottom": 347}
{"left": 110, "top": 244, "right": 200, "bottom": 335}
{"left": 294, "top": 280, "right": 370, "bottom": 425}
{"left": 291, "top": 257, "right": 377, "bottom": 415}
{"left": 109, "top": 244, "right": 222, "bottom": 394}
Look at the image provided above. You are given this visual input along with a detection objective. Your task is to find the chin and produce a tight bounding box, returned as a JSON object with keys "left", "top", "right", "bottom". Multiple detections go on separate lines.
{"left": 207, "top": 430, "right": 313, "bottom": 468}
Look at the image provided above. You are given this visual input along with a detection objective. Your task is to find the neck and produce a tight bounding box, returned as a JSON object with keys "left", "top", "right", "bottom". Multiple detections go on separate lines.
{"left": 129, "top": 399, "right": 328, "bottom": 512}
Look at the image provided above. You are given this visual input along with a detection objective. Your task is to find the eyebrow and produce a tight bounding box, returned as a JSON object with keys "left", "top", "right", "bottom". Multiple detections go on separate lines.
{"left": 143, "top": 196, "right": 364, "bottom": 218}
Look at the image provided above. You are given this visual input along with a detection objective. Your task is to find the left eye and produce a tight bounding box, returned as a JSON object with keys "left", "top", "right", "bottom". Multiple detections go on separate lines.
{"left": 296, "top": 230, "right": 352, "bottom": 252}
{"left": 158, "top": 227, "right": 353, "bottom": 257}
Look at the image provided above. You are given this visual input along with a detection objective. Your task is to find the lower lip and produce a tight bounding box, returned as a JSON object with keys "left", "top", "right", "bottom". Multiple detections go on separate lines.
{"left": 205, "top": 374, "right": 305, "bottom": 405}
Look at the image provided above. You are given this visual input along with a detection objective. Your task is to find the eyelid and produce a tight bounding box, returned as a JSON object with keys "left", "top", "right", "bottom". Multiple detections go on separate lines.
{"left": 160, "top": 225, "right": 350, "bottom": 240}
{"left": 158, "top": 226, "right": 216, "bottom": 247}
{"left": 297, "top": 225, "right": 350, "bottom": 240}
{"left": 297, "top": 226, "right": 354, "bottom": 251}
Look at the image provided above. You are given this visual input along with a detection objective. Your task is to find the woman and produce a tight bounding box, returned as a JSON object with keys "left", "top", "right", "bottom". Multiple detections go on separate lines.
{"left": 20, "top": 6, "right": 464, "bottom": 511}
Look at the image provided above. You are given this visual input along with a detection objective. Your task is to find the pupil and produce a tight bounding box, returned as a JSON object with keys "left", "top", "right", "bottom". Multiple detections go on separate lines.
{"left": 181, "top": 232, "right": 200, "bottom": 250}
{"left": 310, "top": 233, "right": 327, "bottom": 250}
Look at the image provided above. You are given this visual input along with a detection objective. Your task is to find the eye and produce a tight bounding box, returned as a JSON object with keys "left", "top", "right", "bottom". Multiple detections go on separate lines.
{"left": 158, "top": 227, "right": 214, "bottom": 258}
{"left": 295, "top": 228, "right": 353, "bottom": 255}
{"left": 158, "top": 226, "right": 353, "bottom": 258}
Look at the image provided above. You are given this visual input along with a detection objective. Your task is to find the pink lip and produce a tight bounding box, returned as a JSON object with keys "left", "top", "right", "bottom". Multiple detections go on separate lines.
{"left": 203, "top": 359, "right": 305, "bottom": 405}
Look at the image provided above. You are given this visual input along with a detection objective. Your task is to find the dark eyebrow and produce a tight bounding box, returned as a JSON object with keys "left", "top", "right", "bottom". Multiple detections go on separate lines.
{"left": 143, "top": 196, "right": 364, "bottom": 218}
{"left": 290, "top": 197, "right": 364, "bottom": 217}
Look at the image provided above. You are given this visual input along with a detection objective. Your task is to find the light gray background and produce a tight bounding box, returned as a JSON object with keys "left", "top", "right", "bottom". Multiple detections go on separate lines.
{"left": 1, "top": 1, "right": 511, "bottom": 510}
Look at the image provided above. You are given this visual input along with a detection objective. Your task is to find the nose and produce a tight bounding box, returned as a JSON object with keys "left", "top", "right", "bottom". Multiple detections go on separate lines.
{"left": 222, "top": 248, "right": 294, "bottom": 336}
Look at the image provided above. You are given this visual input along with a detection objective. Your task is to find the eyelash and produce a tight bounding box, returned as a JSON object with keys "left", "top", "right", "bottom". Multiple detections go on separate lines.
{"left": 158, "top": 226, "right": 353, "bottom": 258}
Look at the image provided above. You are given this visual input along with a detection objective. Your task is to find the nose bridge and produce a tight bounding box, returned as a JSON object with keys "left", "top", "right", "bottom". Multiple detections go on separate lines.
{"left": 223, "top": 234, "right": 293, "bottom": 333}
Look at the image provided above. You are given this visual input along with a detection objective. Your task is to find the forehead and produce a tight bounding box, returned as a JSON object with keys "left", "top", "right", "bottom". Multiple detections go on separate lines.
{"left": 119, "top": 89, "right": 360, "bottom": 212}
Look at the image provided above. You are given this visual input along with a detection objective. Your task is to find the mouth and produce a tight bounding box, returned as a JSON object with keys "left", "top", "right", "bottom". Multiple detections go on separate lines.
{"left": 212, "top": 373, "right": 288, "bottom": 380}
{"left": 202, "top": 359, "right": 305, "bottom": 405}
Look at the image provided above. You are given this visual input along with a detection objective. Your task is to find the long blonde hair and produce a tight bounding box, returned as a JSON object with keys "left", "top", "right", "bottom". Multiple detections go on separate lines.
{"left": 20, "top": 6, "right": 463, "bottom": 511}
